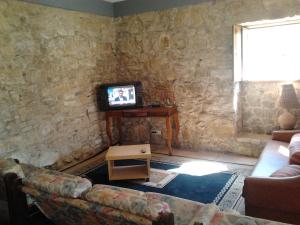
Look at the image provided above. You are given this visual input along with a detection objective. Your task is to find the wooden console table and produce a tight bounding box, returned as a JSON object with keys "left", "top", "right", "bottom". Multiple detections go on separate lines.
{"left": 105, "top": 107, "right": 180, "bottom": 155}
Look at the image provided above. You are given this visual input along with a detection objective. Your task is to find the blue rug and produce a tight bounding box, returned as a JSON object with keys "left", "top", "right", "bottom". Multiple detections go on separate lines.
{"left": 85, "top": 160, "right": 240, "bottom": 205}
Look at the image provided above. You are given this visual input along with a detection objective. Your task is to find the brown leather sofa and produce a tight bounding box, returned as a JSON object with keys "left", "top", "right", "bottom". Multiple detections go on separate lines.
{"left": 242, "top": 130, "right": 300, "bottom": 224}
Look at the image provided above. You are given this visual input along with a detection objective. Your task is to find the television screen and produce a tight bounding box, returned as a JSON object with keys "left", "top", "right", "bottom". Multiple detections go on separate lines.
{"left": 96, "top": 81, "right": 143, "bottom": 111}
{"left": 107, "top": 85, "right": 136, "bottom": 107}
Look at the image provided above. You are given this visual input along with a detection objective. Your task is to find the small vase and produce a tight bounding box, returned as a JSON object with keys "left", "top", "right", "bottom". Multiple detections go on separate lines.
{"left": 278, "top": 109, "right": 297, "bottom": 130}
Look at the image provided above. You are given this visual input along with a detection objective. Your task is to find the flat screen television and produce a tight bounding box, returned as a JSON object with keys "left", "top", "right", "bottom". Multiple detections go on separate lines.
{"left": 96, "top": 81, "right": 143, "bottom": 111}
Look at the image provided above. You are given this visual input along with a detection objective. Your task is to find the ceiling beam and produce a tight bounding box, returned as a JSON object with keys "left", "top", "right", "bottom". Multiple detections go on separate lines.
{"left": 21, "top": 0, "right": 209, "bottom": 17}
{"left": 114, "top": 0, "right": 209, "bottom": 17}
{"left": 22, "top": 0, "right": 114, "bottom": 17}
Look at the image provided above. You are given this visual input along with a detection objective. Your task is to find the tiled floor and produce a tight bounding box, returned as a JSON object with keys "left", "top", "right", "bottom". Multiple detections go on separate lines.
{"left": 151, "top": 144, "right": 257, "bottom": 166}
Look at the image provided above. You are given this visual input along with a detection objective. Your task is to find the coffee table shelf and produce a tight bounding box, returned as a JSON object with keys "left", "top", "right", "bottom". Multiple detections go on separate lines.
{"left": 106, "top": 144, "right": 151, "bottom": 181}
{"left": 109, "top": 164, "right": 149, "bottom": 180}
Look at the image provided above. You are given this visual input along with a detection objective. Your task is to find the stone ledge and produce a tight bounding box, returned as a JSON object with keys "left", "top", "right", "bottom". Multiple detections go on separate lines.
{"left": 235, "top": 132, "right": 271, "bottom": 157}
{"left": 236, "top": 132, "right": 271, "bottom": 145}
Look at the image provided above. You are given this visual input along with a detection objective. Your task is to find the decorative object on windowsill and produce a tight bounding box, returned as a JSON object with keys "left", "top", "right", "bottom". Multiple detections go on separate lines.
{"left": 278, "top": 83, "right": 300, "bottom": 130}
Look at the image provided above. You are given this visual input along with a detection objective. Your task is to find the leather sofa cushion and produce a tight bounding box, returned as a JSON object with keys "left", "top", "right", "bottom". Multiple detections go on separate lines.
{"left": 271, "top": 164, "right": 300, "bottom": 177}
{"left": 288, "top": 134, "right": 300, "bottom": 164}
{"left": 251, "top": 140, "right": 289, "bottom": 177}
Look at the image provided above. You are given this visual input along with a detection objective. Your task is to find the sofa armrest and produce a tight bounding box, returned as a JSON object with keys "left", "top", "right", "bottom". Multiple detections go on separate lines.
{"left": 243, "top": 176, "right": 300, "bottom": 213}
{"left": 272, "top": 130, "right": 300, "bottom": 143}
{"left": 23, "top": 167, "right": 92, "bottom": 198}
{"left": 0, "top": 159, "right": 25, "bottom": 179}
{"left": 4, "top": 173, "right": 28, "bottom": 225}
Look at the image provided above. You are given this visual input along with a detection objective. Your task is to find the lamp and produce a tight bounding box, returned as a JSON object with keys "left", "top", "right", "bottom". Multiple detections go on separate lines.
{"left": 278, "top": 84, "right": 300, "bottom": 130}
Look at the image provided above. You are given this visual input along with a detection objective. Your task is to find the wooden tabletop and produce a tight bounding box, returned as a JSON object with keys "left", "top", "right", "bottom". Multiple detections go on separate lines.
{"left": 106, "top": 106, "right": 178, "bottom": 117}
{"left": 106, "top": 144, "right": 151, "bottom": 160}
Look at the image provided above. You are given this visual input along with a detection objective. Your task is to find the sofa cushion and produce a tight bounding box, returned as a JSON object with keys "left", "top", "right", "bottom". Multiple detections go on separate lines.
{"left": 251, "top": 140, "right": 289, "bottom": 177}
{"left": 0, "top": 158, "right": 25, "bottom": 178}
{"left": 22, "top": 185, "right": 152, "bottom": 225}
{"left": 192, "top": 204, "right": 286, "bottom": 225}
{"left": 84, "top": 184, "right": 170, "bottom": 220}
{"left": 146, "top": 192, "right": 204, "bottom": 225}
{"left": 23, "top": 168, "right": 92, "bottom": 198}
{"left": 271, "top": 164, "right": 300, "bottom": 177}
{"left": 288, "top": 134, "right": 300, "bottom": 164}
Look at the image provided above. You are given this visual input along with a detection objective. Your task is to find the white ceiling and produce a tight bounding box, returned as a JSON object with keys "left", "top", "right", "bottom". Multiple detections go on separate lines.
{"left": 103, "top": 0, "right": 126, "bottom": 2}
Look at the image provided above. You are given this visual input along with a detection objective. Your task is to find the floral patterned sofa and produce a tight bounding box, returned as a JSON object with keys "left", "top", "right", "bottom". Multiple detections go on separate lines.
{"left": 0, "top": 158, "right": 293, "bottom": 225}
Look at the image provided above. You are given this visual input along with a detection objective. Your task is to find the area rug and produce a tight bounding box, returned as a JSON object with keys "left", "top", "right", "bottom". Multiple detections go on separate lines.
{"left": 85, "top": 157, "right": 251, "bottom": 210}
{"left": 133, "top": 168, "right": 178, "bottom": 188}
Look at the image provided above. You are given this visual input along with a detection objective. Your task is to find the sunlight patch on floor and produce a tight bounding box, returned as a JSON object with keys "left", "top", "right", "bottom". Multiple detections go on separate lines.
{"left": 168, "top": 161, "right": 229, "bottom": 176}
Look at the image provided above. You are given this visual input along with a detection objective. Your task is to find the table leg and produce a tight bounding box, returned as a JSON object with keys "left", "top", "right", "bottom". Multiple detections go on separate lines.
{"left": 166, "top": 116, "right": 173, "bottom": 156}
{"left": 173, "top": 112, "right": 180, "bottom": 147}
{"left": 108, "top": 160, "right": 114, "bottom": 181}
{"left": 145, "top": 159, "right": 150, "bottom": 182}
{"left": 147, "top": 159, "right": 150, "bottom": 179}
{"left": 116, "top": 116, "right": 122, "bottom": 144}
{"left": 106, "top": 113, "right": 113, "bottom": 146}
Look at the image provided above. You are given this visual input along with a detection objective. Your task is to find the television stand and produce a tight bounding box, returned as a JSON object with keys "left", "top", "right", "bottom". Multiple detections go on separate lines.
{"left": 105, "top": 106, "right": 180, "bottom": 155}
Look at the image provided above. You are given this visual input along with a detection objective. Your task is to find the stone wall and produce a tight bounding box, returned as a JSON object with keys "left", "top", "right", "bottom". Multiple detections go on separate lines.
{"left": 241, "top": 81, "right": 300, "bottom": 134}
{"left": 115, "top": 0, "right": 300, "bottom": 155}
{"left": 1, "top": 0, "right": 300, "bottom": 163}
{"left": 0, "top": 0, "right": 116, "bottom": 168}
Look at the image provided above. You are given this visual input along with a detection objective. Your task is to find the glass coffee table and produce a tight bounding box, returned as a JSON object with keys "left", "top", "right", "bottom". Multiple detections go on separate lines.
{"left": 105, "top": 144, "right": 151, "bottom": 181}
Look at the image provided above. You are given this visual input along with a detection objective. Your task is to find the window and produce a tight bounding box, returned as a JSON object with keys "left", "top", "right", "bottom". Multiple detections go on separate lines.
{"left": 234, "top": 18, "right": 300, "bottom": 82}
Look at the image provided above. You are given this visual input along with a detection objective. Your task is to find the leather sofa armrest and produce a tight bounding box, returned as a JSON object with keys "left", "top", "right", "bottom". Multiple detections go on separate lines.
{"left": 271, "top": 130, "right": 300, "bottom": 143}
{"left": 243, "top": 176, "right": 300, "bottom": 212}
